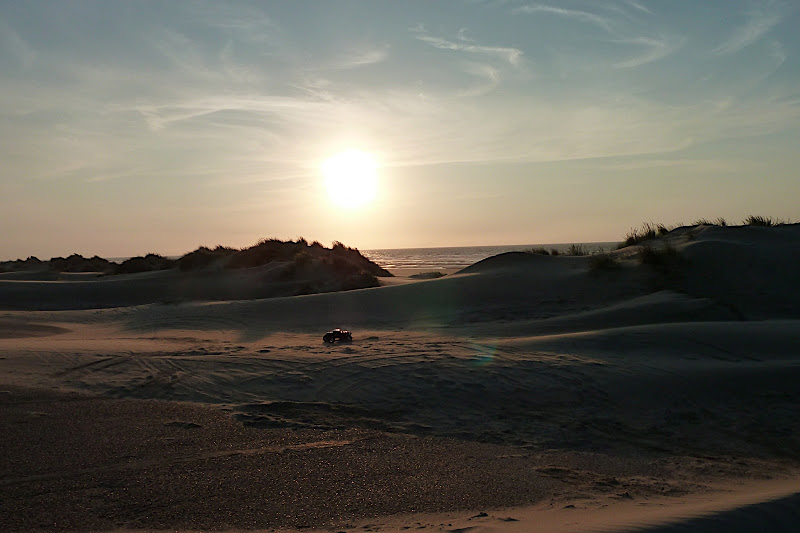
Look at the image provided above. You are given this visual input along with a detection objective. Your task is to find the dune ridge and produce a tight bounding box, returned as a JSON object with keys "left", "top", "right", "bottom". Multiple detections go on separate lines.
{"left": 0, "top": 238, "right": 391, "bottom": 310}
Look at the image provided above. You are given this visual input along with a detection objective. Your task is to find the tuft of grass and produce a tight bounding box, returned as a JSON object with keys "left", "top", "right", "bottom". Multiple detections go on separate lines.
{"left": 410, "top": 271, "right": 446, "bottom": 279}
{"left": 744, "top": 215, "right": 779, "bottom": 227}
{"left": 588, "top": 253, "right": 621, "bottom": 272}
{"left": 637, "top": 242, "right": 685, "bottom": 275}
{"left": 620, "top": 222, "right": 672, "bottom": 248}
{"left": 619, "top": 216, "right": 774, "bottom": 249}
{"left": 566, "top": 244, "right": 589, "bottom": 256}
{"left": 527, "top": 247, "right": 550, "bottom": 255}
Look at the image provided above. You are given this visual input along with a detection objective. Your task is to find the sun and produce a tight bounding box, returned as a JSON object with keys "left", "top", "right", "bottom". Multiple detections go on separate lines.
{"left": 321, "top": 149, "right": 378, "bottom": 209}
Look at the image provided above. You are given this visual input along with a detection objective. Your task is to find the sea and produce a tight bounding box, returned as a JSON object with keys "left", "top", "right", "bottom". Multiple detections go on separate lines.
{"left": 362, "top": 242, "right": 617, "bottom": 271}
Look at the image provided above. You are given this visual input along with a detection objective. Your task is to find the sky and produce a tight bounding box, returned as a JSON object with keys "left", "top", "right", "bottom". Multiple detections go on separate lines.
{"left": 2, "top": 0, "right": 799, "bottom": 259}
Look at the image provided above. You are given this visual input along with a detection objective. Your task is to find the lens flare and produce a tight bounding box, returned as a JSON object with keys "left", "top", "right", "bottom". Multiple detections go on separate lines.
{"left": 470, "top": 342, "right": 497, "bottom": 366}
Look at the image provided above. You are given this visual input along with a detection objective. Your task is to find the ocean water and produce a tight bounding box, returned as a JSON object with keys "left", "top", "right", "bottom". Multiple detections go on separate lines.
{"left": 362, "top": 242, "right": 617, "bottom": 271}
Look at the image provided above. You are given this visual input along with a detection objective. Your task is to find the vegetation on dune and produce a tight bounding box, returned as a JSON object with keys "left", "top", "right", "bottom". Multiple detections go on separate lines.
{"left": 1, "top": 238, "right": 391, "bottom": 290}
{"left": 618, "top": 216, "right": 798, "bottom": 249}
{"left": 523, "top": 247, "right": 563, "bottom": 256}
{"left": 527, "top": 245, "right": 594, "bottom": 257}
{"left": 0, "top": 238, "right": 391, "bottom": 300}
{"left": 601, "top": 215, "right": 797, "bottom": 280}
{"left": 177, "top": 246, "right": 237, "bottom": 271}
{"left": 588, "top": 253, "right": 622, "bottom": 272}
{"left": 693, "top": 217, "right": 728, "bottom": 227}
{"left": 114, "top": 254, "right": 175, "bottom": 274}
{"left": 526, "top": 247, "right": 551, "bottom": 255}
{"left": 637, "top": 242, "right": 684, "bottom": 271}
{"left": 410, "top": 271, "right": 446, "bottom": 279}
{"left": 221, "top": 238, "right": 391, "bottom": 278}
{"left": 48, "top": 254, "right": 115, "bottom": 273}
{"left": 743, "top": 215, "right": 793, "bottom": 227}
{"left": 565, "top": 244, "right": 590, "bottom": 256}
{"left": 0, "top": 256, "right": 44, "bottom": 273}
{"left": 619, "top": 222, "right": 674, "bottom": 248}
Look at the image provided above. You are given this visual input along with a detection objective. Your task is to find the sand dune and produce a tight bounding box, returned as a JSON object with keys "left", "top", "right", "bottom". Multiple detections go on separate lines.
{"left": 2, "top": 224, "right": 800, "bottom": 531}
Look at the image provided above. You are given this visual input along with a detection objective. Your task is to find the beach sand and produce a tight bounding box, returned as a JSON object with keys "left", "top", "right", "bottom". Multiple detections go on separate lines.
{"left": 2, "top": 224, "right": 800, "bottom": 531}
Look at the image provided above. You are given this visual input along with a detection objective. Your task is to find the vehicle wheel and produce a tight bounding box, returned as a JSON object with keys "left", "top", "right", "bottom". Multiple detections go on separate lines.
{"left": 345, "top": 334, "right": 352, "bottom": 342}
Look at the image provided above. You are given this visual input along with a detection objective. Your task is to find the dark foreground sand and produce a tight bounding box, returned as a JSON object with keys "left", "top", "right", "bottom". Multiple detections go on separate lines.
{"left": 0, "top": 386, "right": 621, "bottom": 531}
{"left": 3, "top": 386, "right": 798, "bottom": 532}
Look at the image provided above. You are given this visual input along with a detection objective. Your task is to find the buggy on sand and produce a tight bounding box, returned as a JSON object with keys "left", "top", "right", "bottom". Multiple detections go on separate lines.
{"left": 323, "top": 328, "right": 352, "bottom": 343}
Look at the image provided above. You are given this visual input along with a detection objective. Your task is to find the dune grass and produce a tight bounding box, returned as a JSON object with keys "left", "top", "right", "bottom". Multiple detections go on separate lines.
{"left": 743, "top": 215, "right": 794, "bottom": 227}
{"left": 619, "top": 216, "right": 797, "bottom": 249}
{"left": 177, "top": 246, "right": 236, "bottom": 271}
{"left": 114, "top": 253, "right": 175, "bottom": 274}
{"left": 588, "top": 253, "right": 621, "bottom": 272}
{"left": 565, "top": 244, "right": 589, "bottom": 256}
{"left": 619, "top": 222, "right": 674, "bottom": 248}
{"left": 410, "top": 271, "right": 446, "bottom": 279}
{"left": 526, "top": 247, "right": 551, "bottom": 255}
{"left": 638, "top": 242, "right": 680, "bottom": 264}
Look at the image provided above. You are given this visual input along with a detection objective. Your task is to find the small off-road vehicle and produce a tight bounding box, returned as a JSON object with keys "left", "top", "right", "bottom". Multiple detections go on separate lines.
{"left": 323, "top": 328, "right": 352, "bottom": 343}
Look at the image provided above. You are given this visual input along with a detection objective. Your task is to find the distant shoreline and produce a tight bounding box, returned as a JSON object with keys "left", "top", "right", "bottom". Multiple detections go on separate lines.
{"left": 363, "top": 241, "right": 617, "bottom": 270}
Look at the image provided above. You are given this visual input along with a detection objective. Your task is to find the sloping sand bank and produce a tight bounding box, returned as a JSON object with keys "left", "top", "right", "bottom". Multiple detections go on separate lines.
{"left": 2, "top": 225, "right": 800, "bottom": 531}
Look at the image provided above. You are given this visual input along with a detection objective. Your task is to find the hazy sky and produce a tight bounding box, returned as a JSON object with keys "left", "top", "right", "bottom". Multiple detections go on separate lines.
{"left": 2, "top": 0, "right": 799, "bottom": 259}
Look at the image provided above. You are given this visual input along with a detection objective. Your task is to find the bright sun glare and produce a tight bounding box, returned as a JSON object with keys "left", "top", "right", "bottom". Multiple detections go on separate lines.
{"left": 321, "top": 150, "right": 378, "bottom": 209}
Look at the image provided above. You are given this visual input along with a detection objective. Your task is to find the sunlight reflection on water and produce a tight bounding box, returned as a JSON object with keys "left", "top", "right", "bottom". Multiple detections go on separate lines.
{"left": 363, "top": 242, "right": 615, "bottom": 270}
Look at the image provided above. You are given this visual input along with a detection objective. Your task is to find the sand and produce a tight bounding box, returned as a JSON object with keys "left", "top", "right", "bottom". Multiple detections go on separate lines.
{"left": 2, "top": 224, "right": 800, "bottom": 531}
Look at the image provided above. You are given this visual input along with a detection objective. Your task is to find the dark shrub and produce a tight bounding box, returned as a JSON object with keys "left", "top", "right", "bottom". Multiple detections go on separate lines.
{"left": 745, "top": 215, "right": 777, "bottom": 227}
{"left": 228, "top": 238, "right": 301, "bottom": 269}
{"left": 527, "top": 247, "right": 550, "bottom": 255}
{"left": 410, "top": 271, "right": 446, "bottom": 279}
{"left": 178, "top": 246, "right": 236, "bottom": 271}
{"left": 637, "top": 242, "right": 684, "bottom": 275}
{"left": 49, "top": 254, "right": 114, "bottom": 273}
{"left": 589, "top": 253, "right": 621, "bottom": 272}
{"left": 566, "top": 244, "right": 589, "bottom": 256}
{"left": 115, "top": 254, "right": 175, "bottom": 274}
{"left": 620, "top": 222, "right": 667, "bottom": 248}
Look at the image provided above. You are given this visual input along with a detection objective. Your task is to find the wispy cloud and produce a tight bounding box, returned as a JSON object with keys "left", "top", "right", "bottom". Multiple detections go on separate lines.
{"left": 621, "top": 1, "right": 653, "bottom": 15}
{"left": 712, "top": 0, "right": 786, "bottom": 55}
{"left": 0, "top": 20, "right": 36, "bottom": 70}
{"left": 414, "top": 32, "right": 523, "bottom": 66}
{"left": 459, "top": 62, "right": 500, "bottom": 96}
{"left": 135, "top": 94, "right": 330, "bottom": 133}
{"left": 614, "top": 35, "right": 683, "bottom": 68}
{"left": 595, "top": 157, "right": 752, "bottom": 173}
{"left": 515, "top": 4, "right": 612, "bottom": 33}
{"left": 330, "top": 47, "right": 389, "bottom": 70}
